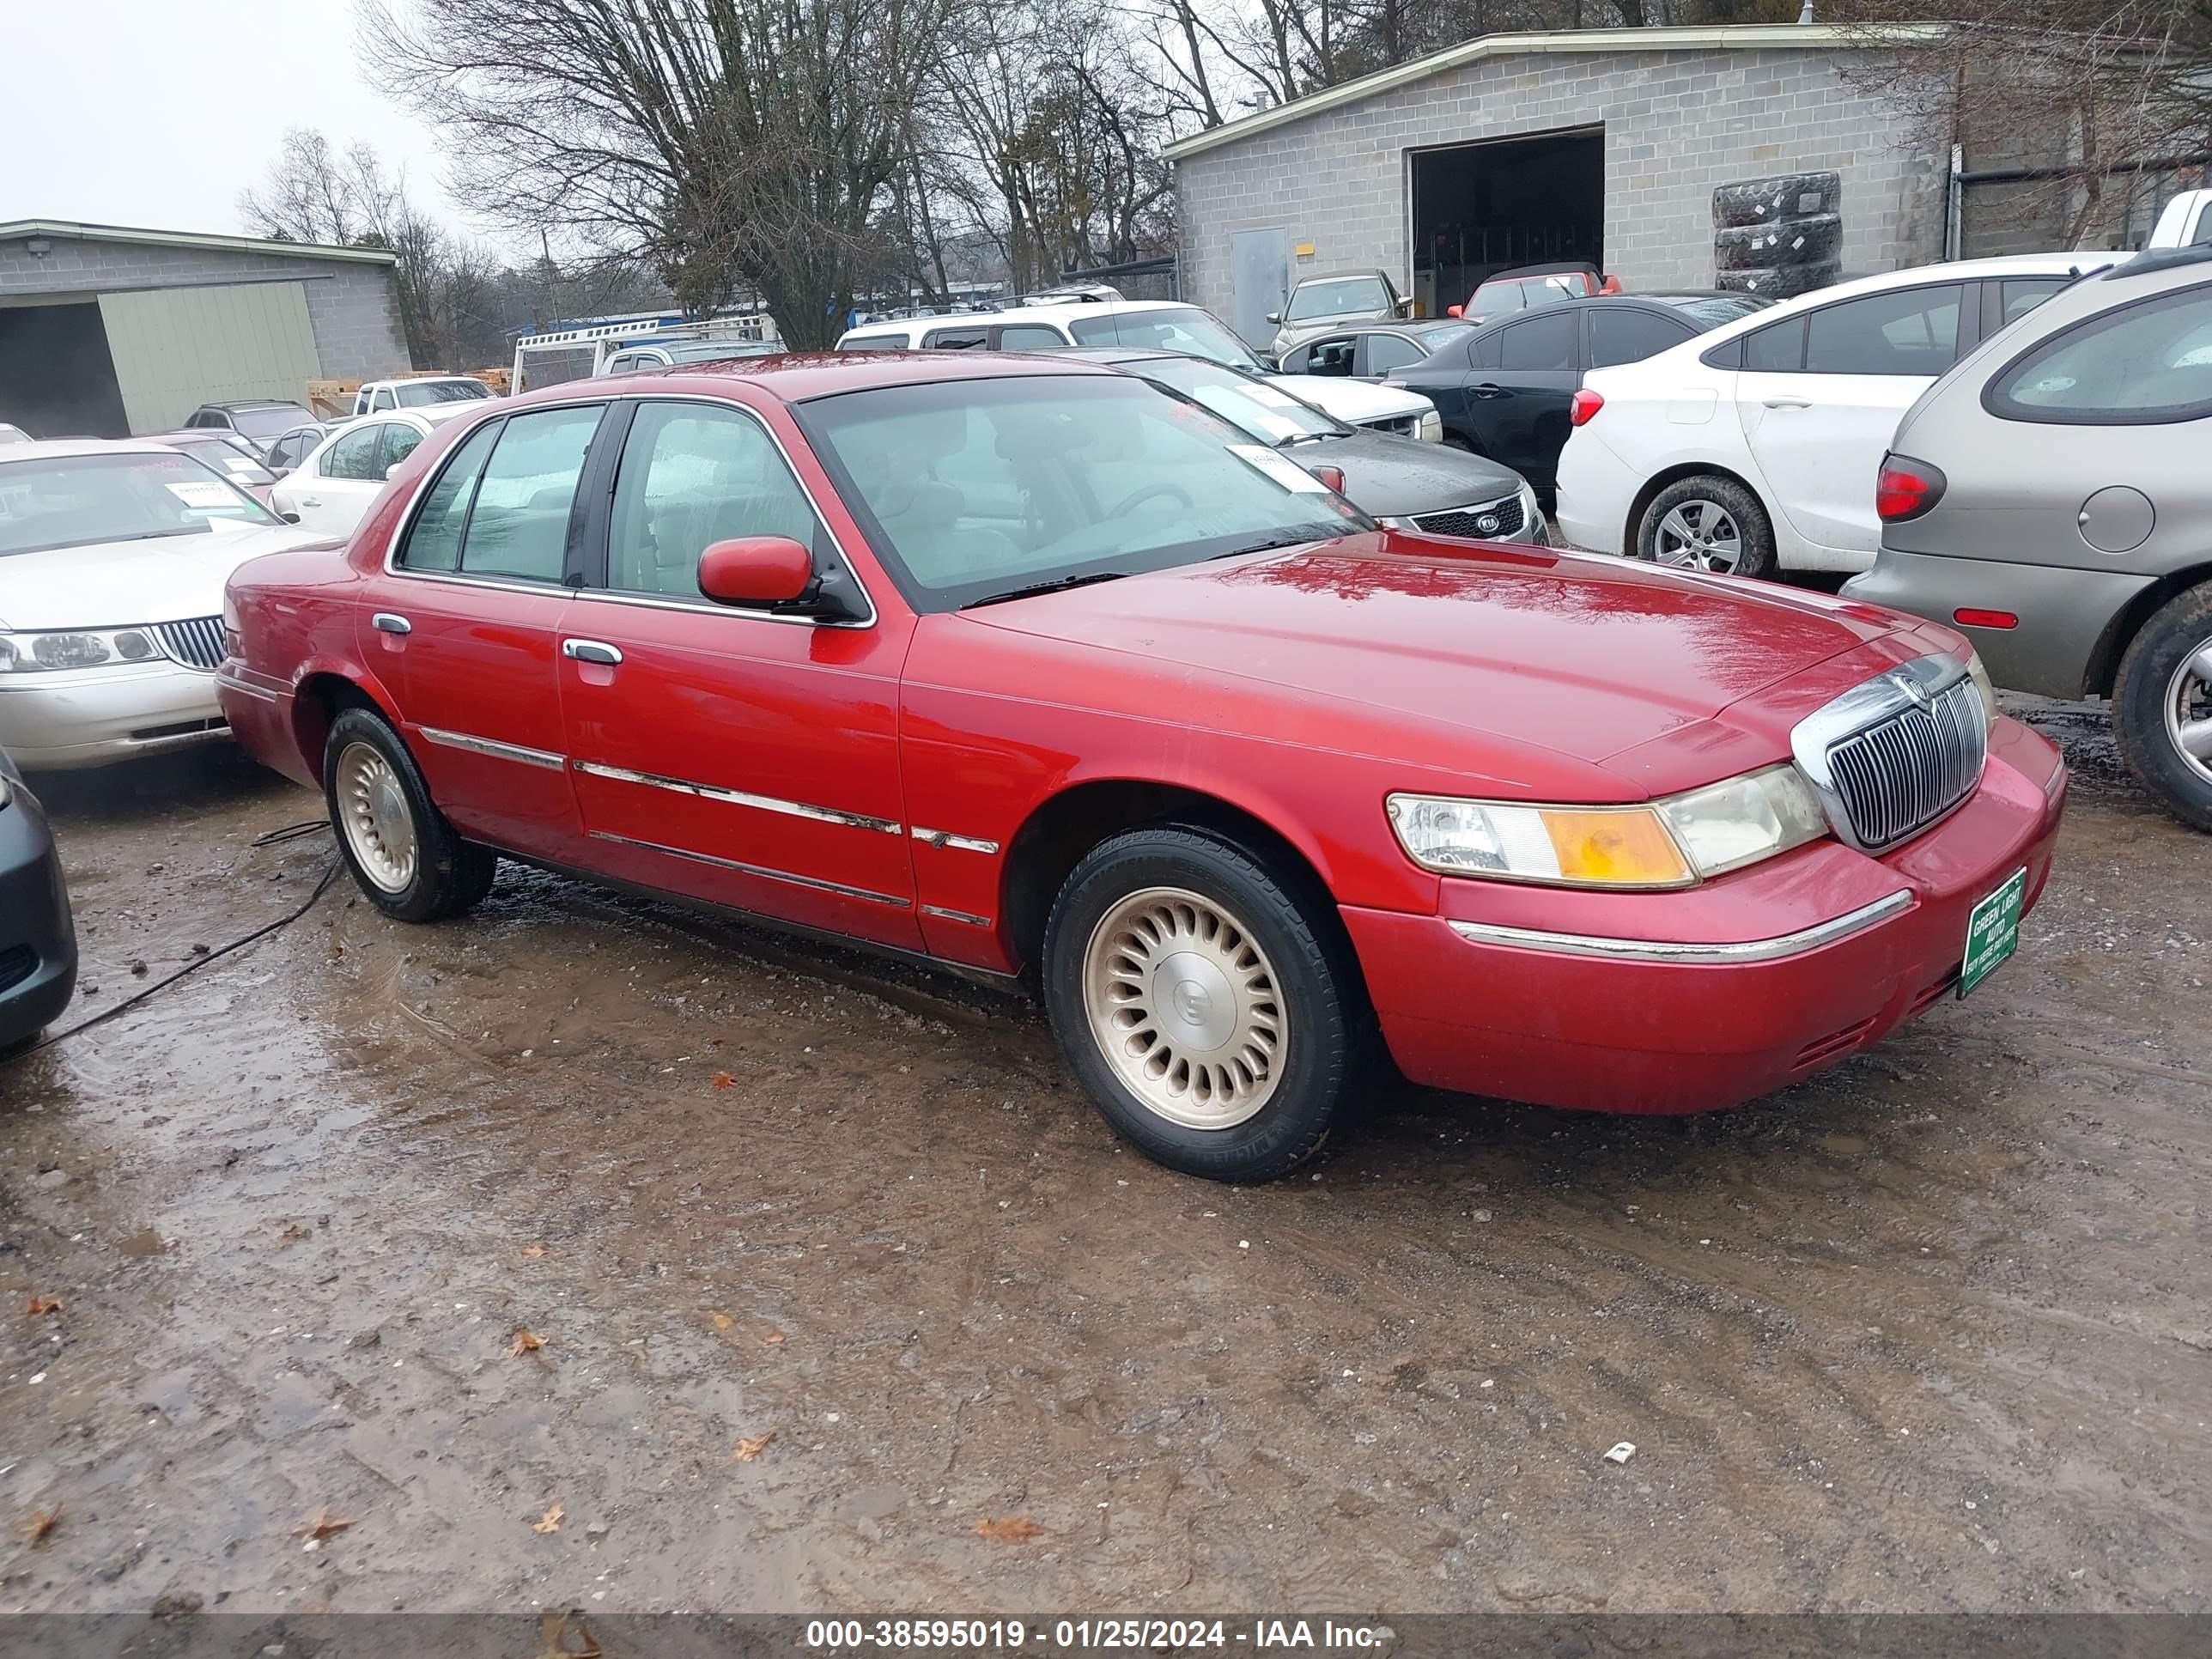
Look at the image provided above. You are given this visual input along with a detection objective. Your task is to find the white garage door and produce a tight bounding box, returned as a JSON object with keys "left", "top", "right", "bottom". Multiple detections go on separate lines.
{"left": 98, "top": 281, "right": 323, "bottom": 434}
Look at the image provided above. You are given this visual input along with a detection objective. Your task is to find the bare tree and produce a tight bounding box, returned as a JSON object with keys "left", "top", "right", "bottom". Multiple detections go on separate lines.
{"left": 363, "top": 0, "right": 963, "bottom": 347}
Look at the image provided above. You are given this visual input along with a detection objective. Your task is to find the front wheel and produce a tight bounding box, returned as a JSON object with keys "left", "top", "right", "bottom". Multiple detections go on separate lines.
{"left": 323, "top": 708, "right": 498, "bottom": 921}
{"left": 2114, "top": 583, "right": 2212, "bottom": 831}
{"left": 1042, "top": 827, "right": 1364, "bottom": 1182}
{"left": 1636, "top": 475, "right": 1777, "bottom": 579}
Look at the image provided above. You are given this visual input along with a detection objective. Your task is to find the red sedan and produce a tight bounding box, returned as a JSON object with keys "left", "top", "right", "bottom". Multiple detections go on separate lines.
{"left": 216, "top": 354, "right": 2065, "bottom": 1182}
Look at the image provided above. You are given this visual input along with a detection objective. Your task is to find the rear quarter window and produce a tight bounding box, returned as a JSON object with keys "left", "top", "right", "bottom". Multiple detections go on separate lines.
{"left": 1986, "top": 283, "right": 2212, "bottom": 424}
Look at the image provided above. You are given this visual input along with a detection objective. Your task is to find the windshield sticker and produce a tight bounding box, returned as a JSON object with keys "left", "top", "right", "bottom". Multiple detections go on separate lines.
{"left": 1226, "top": 444, "right": 1330, "bottom": 493}
{"left": 1194, "top": 389, "right": 1301, "bottom": 441}
{"left": 165, "top": 481, "right": 238, "bottom": 508}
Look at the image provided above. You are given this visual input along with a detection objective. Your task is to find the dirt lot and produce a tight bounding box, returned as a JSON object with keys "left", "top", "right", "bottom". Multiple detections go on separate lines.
{"left": 1, "top": 696, "right": 2206, "bottom": 1620}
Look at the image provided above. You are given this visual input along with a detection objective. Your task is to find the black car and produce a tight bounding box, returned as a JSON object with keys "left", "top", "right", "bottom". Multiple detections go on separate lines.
{"left": 1069, "top": 347, "right": 1544, "bottom": 543}
{"left": 0, "top": 749, "right": 76, "bottom": 1054}
{"left": 1383, "top": 293, "right": 1773, "bottom": 501}
{"left": 1274, "top": 319, "right": 1479, "bottom": 380}
{"left": 180, "top": 400, "right": 317, "bottom": 460}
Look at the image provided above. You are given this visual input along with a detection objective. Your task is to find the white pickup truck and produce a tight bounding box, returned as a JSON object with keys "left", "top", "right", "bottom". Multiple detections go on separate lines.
{"left": 2149, "top": 189, "right": 2212, "bottom": 250}
{"left": 350, "top": 376, "right": 497, "bottom": 416}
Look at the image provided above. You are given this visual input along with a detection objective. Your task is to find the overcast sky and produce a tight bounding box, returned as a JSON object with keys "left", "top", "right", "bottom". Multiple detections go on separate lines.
{"left": 0, "top": 2, "right": 471, "bottom": 241}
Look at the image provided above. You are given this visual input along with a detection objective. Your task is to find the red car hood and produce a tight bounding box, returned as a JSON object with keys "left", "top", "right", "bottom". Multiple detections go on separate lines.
{"left": 960, "top": 533, "right": 1924, "bottom": 778}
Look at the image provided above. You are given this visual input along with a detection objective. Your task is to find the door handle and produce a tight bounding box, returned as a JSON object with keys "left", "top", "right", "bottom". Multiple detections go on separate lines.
{"left": 562, "top": 639, "right": 623, "bottom": 666}
{"left": 371, "top": 613, "right": 411, "bottom": 635}
{"left": 1470, "top": 382, "right": 1508, "bottom": 398}
{"left": 1761, "top": 398, "right": 1813, "bottom": 410}
{"left": 300, "top": 496, "right": 324, "bottom": 507}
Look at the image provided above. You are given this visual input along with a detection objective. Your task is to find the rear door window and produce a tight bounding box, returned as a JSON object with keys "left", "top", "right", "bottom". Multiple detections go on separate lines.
{"left": 1588, "top": 309, "right": 1694, "bottom": 368}
{"left": 1742, "top": 315, "right": 1807, "bottom": 372}
{"left": 1802, "top": 284, "right": 1962, "bottom": 375}
{"left": 993, "top": 324, "right": 1068, "bottom": 350}
{"left": 1304, "top": 337, "right": 1358, "bottom": 376}
{"left": 1498, "top": 312, "right": 1577, "bottom": 372}
{"left": 456, "top": 405, "right": 605, "bottom": 582}
{"left": 1988, "top": 284, "right": 2212, "bottom": 424}
{"left": 921, "top": 325, "right": 988, "bottom": 349}
{"left": 321, "top": 424, "right": 386, "bottom": 481}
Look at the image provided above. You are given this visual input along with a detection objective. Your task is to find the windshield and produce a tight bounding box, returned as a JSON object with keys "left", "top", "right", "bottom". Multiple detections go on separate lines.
{"left": 173, "top": 439, "right": 275, "bottom": 483}
{"left": 228, "top": 405, "right": 311, "bottom": 439}
{"left": 1663, "top": 295, "right": 1774, "bottom": 327}
{"left": 665, "top": 342, "right": 781, "bottom": 363}
{"left": 1285, "top": 276, "right": 1392, "bottom": 322}
{"left": 1474, "top": 274, "right": 1582, "bottom": 313}
{"left": 1133, "top": 356, "right": 1341, "bottom": 445}
{"left": 0, "top": 452, "right": 280, "bottom": 557}
{"left": 1067, "top": 307, "right": 1266, "bottom": 371}
{"left": 396, "top": 380, "right": 493, "bottom": 407}
{"left": 799, "top": 375, "right": 1365, "bottom": 611}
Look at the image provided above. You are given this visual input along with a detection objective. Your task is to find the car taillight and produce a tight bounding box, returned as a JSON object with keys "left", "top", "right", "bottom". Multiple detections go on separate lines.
{"left": 1570, "top": 389, "right": 1604, "bottom": 427}
{"left": 1875, "top": 454, "right": 1947, "bottom": 521}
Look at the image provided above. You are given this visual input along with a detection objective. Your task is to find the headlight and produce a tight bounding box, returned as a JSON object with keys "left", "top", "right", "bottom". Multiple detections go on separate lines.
{"left": 0, "top": 773, "right": 12, "bottom": 811}
{"left": 1965, "top": 650, "right": 1997, "bottom": 728}
{"left": 1416, "top": 410, "right": 1442, "bottom": 443}
{"left": 0, "top": 629, "right": 164, "bottom": 673}
{"left": 1518, "top": 482, "right": 1542, "bottom": 539}
{"left": 1388, "top": 764, "right": 1828, "bottom": 889}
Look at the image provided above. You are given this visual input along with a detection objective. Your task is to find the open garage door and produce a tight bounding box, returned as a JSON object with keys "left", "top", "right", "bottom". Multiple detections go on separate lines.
{"left": 1410, "top": 128, "right": 1603, "bottom": 319}
{"left": 0, "top": 301, "right": 131, "bottom": 439}
{"left": 97, "top": 281, "right": 322, "bottom": 434}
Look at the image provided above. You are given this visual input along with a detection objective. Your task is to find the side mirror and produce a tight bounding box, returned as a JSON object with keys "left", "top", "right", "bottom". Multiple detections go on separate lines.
{"left": 1265, "top": 311, "right": 1282, "bottom": 325}
{"left": 1446, "top": 305, "right": 1463, "bottom": 319}
{"left": 270, "top": 466, "right": 293, "bottom": 481}
{"left": 384, "top": 463, "right": 404, "bottom": 481}
{"left": 280, "top": 511, "right": 302, "bottom": 525}
{"left": 698, "top": 536, "right": 814, "bottom": 607}
{"left": 1310, "top": 464, "right": 1346, "bottom": 493}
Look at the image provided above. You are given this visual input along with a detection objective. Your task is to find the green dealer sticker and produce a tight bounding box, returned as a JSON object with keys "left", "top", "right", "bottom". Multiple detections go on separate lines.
{"left": 1959, "top": 866, "right": 2027, "bottom": 999}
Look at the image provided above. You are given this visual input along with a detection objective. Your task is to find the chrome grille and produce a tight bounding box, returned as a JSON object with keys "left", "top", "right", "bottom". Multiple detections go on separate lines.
{"left": 1414, "top": 494, "right": 1524, "bottom": 540}
{"left": 153, "top": 616, "right": 225, "bottom": 672}
{"left": 1823, "top": 678, "right": 1985, "bottom": 850}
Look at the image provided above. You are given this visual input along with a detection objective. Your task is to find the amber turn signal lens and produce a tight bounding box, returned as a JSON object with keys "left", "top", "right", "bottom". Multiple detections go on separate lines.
{"left": 1540, "top": 810, "right": 1693, "bottom": 887}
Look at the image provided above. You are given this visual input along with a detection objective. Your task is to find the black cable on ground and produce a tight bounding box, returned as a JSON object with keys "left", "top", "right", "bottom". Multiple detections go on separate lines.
{"left": 3, "top": 820, "right": 342, "bottom": 1063}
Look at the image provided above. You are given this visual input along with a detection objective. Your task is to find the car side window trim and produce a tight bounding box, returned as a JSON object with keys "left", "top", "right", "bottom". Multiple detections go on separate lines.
{"left": 574, "top": 394, "right": 878, "bottom": 629}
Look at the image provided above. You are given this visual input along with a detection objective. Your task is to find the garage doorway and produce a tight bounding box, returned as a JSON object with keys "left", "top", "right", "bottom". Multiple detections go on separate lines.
{"left": 1410, "top": 127, "right": 1604, "bottom": 319}
{"left": 0, "top": 301, "right": 130, "bottom": 439}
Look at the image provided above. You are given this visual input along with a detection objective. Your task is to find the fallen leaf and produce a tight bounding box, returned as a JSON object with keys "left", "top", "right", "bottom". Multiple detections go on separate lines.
{"left": 711, "top": 1071, "right": 736, "bottom": 1091}
{"left": 761, "top": 1328, "right": 787, "bottom": 1346}
{"left": 709, "top": 1311, "right": 734, "bottom": 1333}
{"left": 538, "top": 1609, "right": 603, "bottom": 1659}
{"left": 276, "top": 1222, "right": 312, "bottom": 1246}
{"left": 508, "top": 1327, "right": 546, "bottom": 1357}
{"left": 971, "top": 1516, "right": 1047, "bottom": 1544}
{"left": 731, "top": 1431, "right": 777, "bottom": 1462}
{"left": 532, "top": 1502, "right": 564, "bottom": 1534}
{"left": 23, "top": 1505, "right": 62, "bottom": 1547}
{"left": 708, "top": 1037, "right": 725, "bottom": 1048}
{"left": 295, "top": 1510, "right": 355, "bottom": 1541}
{"left": 25, "top": 1296, "right": 62, "bottom": 1316}
{"left": 520, "top": 1244, "right": 548, "bottom": 1260}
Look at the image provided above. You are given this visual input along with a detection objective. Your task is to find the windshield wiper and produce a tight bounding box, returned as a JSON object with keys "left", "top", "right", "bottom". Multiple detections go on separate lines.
{"left": 1208, "top": 530, "right": 1329, "bottom": 561}
{"left": 962, "top": 569, "right": 1130, "bottom": 610}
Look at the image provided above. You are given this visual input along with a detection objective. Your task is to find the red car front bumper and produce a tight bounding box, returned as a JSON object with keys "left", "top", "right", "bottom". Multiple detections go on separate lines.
{"left": 1344, "top": 717, "right": 2066, "bottom": 1115}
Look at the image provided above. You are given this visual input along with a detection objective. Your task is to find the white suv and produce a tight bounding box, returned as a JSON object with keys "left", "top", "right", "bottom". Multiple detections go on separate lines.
{"left": 836, "top": 300, "right": 1441, "bottom": 441}
{"left": 1554, "top": 253, "right": 2121, "bottom": 576}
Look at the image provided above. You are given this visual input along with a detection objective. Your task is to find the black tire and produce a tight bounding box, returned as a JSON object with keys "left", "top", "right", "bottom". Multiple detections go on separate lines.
{"left": 2113, "top": 583, "right": 2212, "bottom": 831}
{"left": 1711, "top": 172, "right": 1840, "bottom": 229}
{"left": 1714, "top": 214, "right": 1843, "bottom": 270}
{"left": 321, "top": 708, "right": 498, "bottom": 922}
{"left": 1442, "top": 432, "right": 1485, "bottom": 456}
{"left": 1717, "top": 263, "right": 1841, "bottom": 301}
{"left": 1636, "top": 475, "right": 1778, "bottom": 580}
{"left": 1041, "top": 827, "right": 1365, "bottom": 1182}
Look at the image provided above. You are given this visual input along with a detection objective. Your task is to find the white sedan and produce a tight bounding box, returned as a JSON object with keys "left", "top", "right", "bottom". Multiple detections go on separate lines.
{"left": 0, "top": 441, "right": 324, "bottom": 769}
{"left": 272, "top": 408, "right": 473, "bottom": 537}
{"left": 1554, "top": 252, "right": 2120, "bottom": 577}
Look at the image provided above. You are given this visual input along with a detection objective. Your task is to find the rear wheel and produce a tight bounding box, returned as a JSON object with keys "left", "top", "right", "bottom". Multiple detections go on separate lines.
{"left": 1042, "top": 827, "right": 1364, "bottom": 1182}
{"left": 2114, "top": 583, "right": 2212, "bottom": 831}
{"left": 1637, "top": 475, "right": 1777, "bottom": 580}
{"left": 322, "top": 708, "right": 498, "bottom": 921}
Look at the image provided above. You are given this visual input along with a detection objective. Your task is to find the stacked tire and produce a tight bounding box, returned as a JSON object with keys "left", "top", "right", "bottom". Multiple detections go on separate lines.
{"left": 1713, "top": 171, "right": 1843, "bottom": 301}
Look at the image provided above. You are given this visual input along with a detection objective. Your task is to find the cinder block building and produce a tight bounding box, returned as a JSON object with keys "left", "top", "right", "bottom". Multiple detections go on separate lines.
{"left": 0, "top": 220, "right": 411, "bottom": 438}
{"left": 1168, "top": 24, "right": 1961, "bottom": 343}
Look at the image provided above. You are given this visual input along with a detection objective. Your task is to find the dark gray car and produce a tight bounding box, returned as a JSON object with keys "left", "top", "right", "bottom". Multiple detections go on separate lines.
{"left": 1071, "top": 348, "right": 1542, "bottom": 542}
{"left": 1845, "top": 247, "right": 2212, "bottom": 828}
{"left": 0, "top": 748, "right": 76, "bottom": 1054}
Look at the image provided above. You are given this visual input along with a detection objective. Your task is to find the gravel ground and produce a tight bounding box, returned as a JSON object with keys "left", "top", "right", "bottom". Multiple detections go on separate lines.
{"left": 0, "top": 696, "right": 2205, "bottom": 1617}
